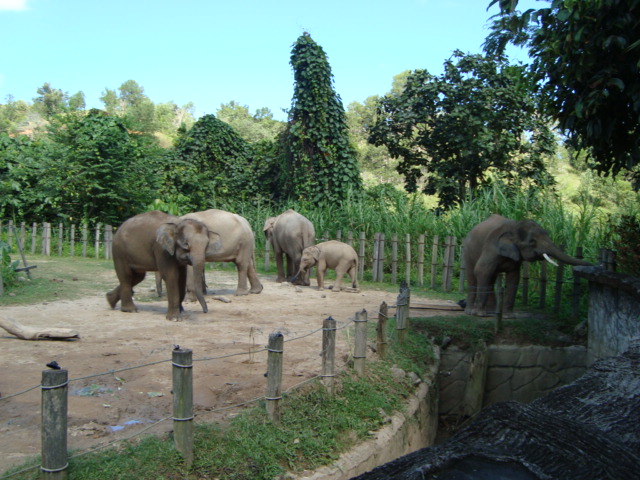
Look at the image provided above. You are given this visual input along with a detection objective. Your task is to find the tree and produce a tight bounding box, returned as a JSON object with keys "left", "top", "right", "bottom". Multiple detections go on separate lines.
{"left": 369, "top": 51, "right": 555, "bottom": 208}
{"left": 33, "top": 83, "right": 67, "bottom": 119}
{"left": 484, "top": 0, "right": 640, "bottom": 186}
{"left": 216, "top": 101, "right": 284, "bottom": 143}
{"left": 100, "top": 88, "right": 119, "bottom": 114}
{"left": 0, "top": 95, "right": 29, "bottom": 134}
{"left": 279, "top": 32, "right": 362, "bottom": 204}
{"left": 68, "top": 91, "right": 86, "bottom": 112}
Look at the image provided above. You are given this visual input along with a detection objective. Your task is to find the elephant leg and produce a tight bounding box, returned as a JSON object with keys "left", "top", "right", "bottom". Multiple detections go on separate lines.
{"left": 502, "top": 269, "right": 520, "bottom": 318}
{"left": 348, "top": 265, "right": 358, "bottom": 289}
{"left": 474, "top": 270, "right": 496, "bottom": 317}
{"left": 106, "top": 286, "right": 121, "bottom": 309}
{"left": 185, "top": 266, "right": 198, "bottom": 302}
{"left": 317, "top": 261, "right": 326, "bottom": 290}
{"left": 120, "top": 270, "right": 145, "bottom": 313}
{"left": 465, "top": 269, "right": 478, "bottom": 315}
{"left": 274, "top": 252, "right": 286, "bottom": 283}
{"left": 247, "top": 260, "right": 263, "bottom": 294}
{"left": 162, "top": 266, "right": 186, "bottom": 321}
{"left": 155, "top": 272, "right": 163, "bottom": 297}
{"left": 234, "top": 262, "right": 251, "bottom": 296}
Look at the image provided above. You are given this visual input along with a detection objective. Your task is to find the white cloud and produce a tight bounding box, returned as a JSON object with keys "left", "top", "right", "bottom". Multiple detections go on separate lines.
{"left": 0, "top": 0, "right": 29, "bottom": 11}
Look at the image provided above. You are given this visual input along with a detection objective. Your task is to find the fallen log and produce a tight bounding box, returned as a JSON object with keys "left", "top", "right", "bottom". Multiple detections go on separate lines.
{"left": 0, "top": 315, "right": 79, "bottom": 340}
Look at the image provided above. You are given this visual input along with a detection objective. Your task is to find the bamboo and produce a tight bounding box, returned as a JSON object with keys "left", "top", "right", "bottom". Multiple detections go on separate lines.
{"left": 353, "top": 309, "right": 368, "bottom": 376}
{"left": 266, "top": 332, "right": 284, "bottom": 423}
{"left": 172, "top": 348, "right": 194, "bottom": 466}
{"left": 41, "top": 368, "right": 68, "bottom": 480}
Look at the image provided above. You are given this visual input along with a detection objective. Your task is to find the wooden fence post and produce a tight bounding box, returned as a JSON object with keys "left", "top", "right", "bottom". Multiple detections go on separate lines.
{"left": 58, "top": 223, "right": 64, "bottom": 257}
{"left": 372, "top": 233, "right": 380, "bottom": 282}
{"left": 322, "top": 317, "right": 337, "bottom": 395}
{"left": 31, "top": 222, "right": 37, "bottom": 254}
{"left": 347, "top": 231, "right": 353, "bottom": 247}
{"left": 70, "top": 224, "right": 75, "bottom": 257}
{"left": 94, "top": 223, "right": 101, "bottom": 259}
{"left": 20, "top": 222, "right": 26, "bottom": 249}
{"left": 172, "top": 348, "right": 194, "bottom": 466}
{"left": 336, "top": 230, "right": 342, "bottom": 242}
{"left": 266, "top": 332, "right": 284, "bottom": 423}
{"left": 323, "top": 230, "right": 329, "bottom": 242}
{"left": 41, "top": 368, "right": 68, "bottom": 479}
{"left": 264, "top": 239, "right": 271, "bottom": 272}
{"left": 442, "top": 236, "right": 453, "bottom": 292}
{"left": 391, "top": 234, "right": 398, "bottom": 284}
{"left": 430, "top": 235, "right": 439, "bottom": 288}
{"left": 358, "top": 232, "right": 365, "bottom": 281}
{"left": 376, "top": 301, "right": 388, "bottom": 359}
{"left": 378, "top": 233, "right": 385, "bottom": 282}
{"left": 353, "top": 309, "right": 368, "bottom": 376}
{"left": 105, "top": 225, "right": 113, "bottom": 260}
{"left": 396, "top": 282, "right": 410, "bottom": 344}
{"left": 405, "top": 234, "right": 411, "bottom": 285}
{"left": 82, "top": 224, "right": 88, "bottom": 257}
{"left": 43, "top": 222, "right": 51, "bottom": 256}
{"left": 417, "top": 234, "right": 425, "bottom": 287}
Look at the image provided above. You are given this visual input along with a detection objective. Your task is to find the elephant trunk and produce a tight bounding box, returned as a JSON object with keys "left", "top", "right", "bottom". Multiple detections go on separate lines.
{"left": 543, "top": 244, "right": 592, "bottom": 267}
{"left": 191, "top": 257, "right": 208, "bottom": 313}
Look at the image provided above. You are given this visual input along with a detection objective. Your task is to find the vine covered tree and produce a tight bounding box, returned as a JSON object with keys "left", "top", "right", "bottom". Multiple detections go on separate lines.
{"left": 369, "top": 51, "right": 555, "bottom": 208}
{"left": 484, "top": 0, "right": 640, "bottom": 185}
{"left": 279, "top": 32, "right": 362, "bottom": 204}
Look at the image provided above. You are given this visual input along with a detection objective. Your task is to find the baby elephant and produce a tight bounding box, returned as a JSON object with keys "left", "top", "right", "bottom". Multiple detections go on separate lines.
{"left": 295, "top": 240, "right": 359, "bottom": 292}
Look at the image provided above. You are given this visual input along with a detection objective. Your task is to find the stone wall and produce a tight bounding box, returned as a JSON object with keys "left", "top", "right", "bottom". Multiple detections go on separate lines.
{"left": 574, "top": 266, "right": 640, "bottom": 364}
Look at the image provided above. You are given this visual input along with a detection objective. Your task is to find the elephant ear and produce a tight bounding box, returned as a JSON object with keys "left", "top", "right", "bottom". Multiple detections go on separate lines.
{"left": 263, "top": 217, "right": 276, "bottom": 237}
{"left": 206, "top": 231, "right": 223, "bottom": 255}
{"left": 497, "top": 231, "right": 521, "bottom": 262}
{"left": 310, "top": 246, "right": 321, "bottom": 261}
{"left": 156, "top": 223, "right": 177, "bottom": 255}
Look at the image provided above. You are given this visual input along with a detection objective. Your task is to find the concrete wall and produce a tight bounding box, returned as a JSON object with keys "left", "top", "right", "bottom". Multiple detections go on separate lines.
{"left": 574, "top": 266, "right": 640, "bottom": 364}
{"left": 438, "top": 344, "right": 588, "bottom": 419}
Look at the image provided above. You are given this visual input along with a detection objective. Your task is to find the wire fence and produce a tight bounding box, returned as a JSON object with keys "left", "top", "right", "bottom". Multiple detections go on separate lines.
{"left": 0, "top": 289, "right": 412, "bottom": 479}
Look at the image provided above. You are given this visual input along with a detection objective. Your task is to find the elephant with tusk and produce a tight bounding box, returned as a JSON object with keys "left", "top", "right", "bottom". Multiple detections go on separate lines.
{"left": 462, "top": 214, "right": 592, "bottom": 318}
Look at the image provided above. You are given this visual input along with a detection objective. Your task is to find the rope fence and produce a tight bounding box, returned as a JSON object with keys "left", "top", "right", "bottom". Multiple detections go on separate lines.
{"left": 0, "top": 288, "right": 414, "bottom": 479}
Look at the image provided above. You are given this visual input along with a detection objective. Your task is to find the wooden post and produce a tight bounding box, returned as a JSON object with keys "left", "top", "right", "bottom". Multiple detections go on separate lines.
{"left": 554, "top": 246, "right": 566, "bottom": 315}
{"left": 20, "top": 222, "right": 26, "bottom": 249}
{"left": 391, "top": 234, "right": 398, "bottom": 284}
{"left": 322, "top": 317, "right": 337, "bottom": 395}
{"left": 358, "top": 232, "right": 365, "bottom": 281}
{"left": 41, "top": 368, "right": 68, "bottom": 480}
{"left": 264, "top": 239, "right": 271, "bottom": 272}
{"left": 353, "top": 309, "right": 368, "bottom": 376}
{"left": 376, "top": 301, "right": 388, "bottom": 359}
{"left": 417, "top": 234, "right": 425, "bottom": 287}
{"left": 430, "top": 235, "right": 439, "bottom": 288}
{"left": 12, "top": 223, "right": 33, "bottom": 279}
{"left": 372, "top": 233, "right": 380, "bottom": 282}
{"left": 396, "top": 282, "right": 410, "bottom": 344}
{"left": 58, "top": 223, "right": 64, "bottom": 256}
{"left": 105, "top": 225, "right": 113, "bottom": 260}
{"left": 459, "top": 245, "right": 466, "bottom": 294}
{"left": 266, "top": 332, "right": 284, "bottom": 423}
{"left": 539, "top": 261, "right": 547, "bottom": 309}
{"left": 405, "top": 234, "right": 411, "bottom": 285}
{"left": 70, "top": 225, "right": 75, "bottom": 257}
{"left": 336, "top": 230, "right": 342, "bottom": 242}
{"left": 31, "top": 222, "right": 37, "bottom": 254}
{"left": 347, "top": 231, "right": 354, "bottom": 247}
{"left": 378, "top": 233, "right": 385, "bottom": 282}
{"left": 172, "top": 348, "right": 194, "bottom": 466}
{"left": 82, "top": 224, "right": 88, "bottom": 257}
{"left": 94, "top": 223, "right": 101, "bottom": 259}
{"left": 572, "top": 247, "right": 583, "bottom": 321}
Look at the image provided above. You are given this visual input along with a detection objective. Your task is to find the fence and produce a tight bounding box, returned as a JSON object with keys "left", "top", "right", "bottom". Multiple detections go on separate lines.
{"left": 0, "top": 219, "right": 616, "bottom": 318}
{"left": 0, "top": 287, "right": 413, "bottom": 479}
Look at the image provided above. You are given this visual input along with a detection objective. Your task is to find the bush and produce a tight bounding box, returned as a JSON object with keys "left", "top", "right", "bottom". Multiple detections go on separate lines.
{"left": 612, "top": 215, "right": 640, "bottom": 277}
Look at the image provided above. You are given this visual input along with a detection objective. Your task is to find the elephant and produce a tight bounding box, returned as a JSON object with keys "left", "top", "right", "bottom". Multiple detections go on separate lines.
{"left": 462, "top": 214, "right": 592, "bottom": 318}
{"left": 263, "top": 209, "right": 315, "bottom": 285}
{"left": 293, "top": 241, "right": 359, "bottom": 291}
{"left": 106, "top": 211, "right": 222, "bottom": 320}
{"left": 179, "top": 209, "right": 263, "bottom": 300}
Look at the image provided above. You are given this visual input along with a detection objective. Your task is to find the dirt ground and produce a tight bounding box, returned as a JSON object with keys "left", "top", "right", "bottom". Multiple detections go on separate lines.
{"left": 0, "top": 267, "right": 457, "bottom": 474}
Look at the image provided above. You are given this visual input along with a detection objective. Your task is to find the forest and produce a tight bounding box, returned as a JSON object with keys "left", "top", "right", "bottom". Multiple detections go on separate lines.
{"left": 0, "top": 1, "right": 639, "bottom": 278}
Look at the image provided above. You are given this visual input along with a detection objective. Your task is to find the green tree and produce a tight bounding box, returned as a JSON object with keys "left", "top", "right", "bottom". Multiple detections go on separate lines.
{"left": 216, "top": 101, "right": 284, "bottom": 143}
{"left": 369, "top": 51, "right": 555, "bottom": 208}
{"left": 100, "top": 88, "right": 120, "bottom": 114}
{"left": 279, "top": 32, "right": 362, "bottom": 204}
{"left": 162, "top": 114, "right": 261, "bottom": 210}
{"left": 0, "top": 95, "right": 29, "bottom": 134}
{"left": 33, "top": 82, "right": 67, "bottom": 119}
{"left": 68, "top": 91, "right": 86, "bottom": 112}
{"left": 485, "top": 0, "right": 640, "bottom": 186}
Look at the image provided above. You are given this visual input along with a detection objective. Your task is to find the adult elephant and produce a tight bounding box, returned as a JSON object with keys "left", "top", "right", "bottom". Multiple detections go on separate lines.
{"left": 463, "top": 214, "right": 592, "bottom": 318}
{"left": 106, "top": 211, "right": 222, "bottom": 320}
{"left": 263, "top": 209, "right": 316, "bottom": 285}
{"left": 180, "top": 209, "right": 263, "bottom": 299}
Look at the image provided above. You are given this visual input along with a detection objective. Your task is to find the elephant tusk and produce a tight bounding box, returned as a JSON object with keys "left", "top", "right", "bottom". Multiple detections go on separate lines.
{"left": 543, "top": 253, "right": 559, "bottom": 267}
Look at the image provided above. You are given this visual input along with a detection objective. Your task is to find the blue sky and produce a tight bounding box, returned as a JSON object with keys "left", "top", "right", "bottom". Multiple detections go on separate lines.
{"left": 0, "top": 0, "right": 540, "bottom": 121}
